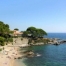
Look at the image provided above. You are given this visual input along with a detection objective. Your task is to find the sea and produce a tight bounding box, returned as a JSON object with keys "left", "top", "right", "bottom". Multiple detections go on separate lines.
{"left": 16, "top": 33, "right": 66, "bottom": 66}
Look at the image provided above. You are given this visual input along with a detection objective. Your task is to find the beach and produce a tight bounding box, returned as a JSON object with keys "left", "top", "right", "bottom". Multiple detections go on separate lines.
{"left": 0, "top": 45, "right": 26, "bottom": 66}
{"left": 0, "top": 45, "right": 18, "bottom": 66}
{"left": 0, "top": 38, "right": 28, "bottom": 66}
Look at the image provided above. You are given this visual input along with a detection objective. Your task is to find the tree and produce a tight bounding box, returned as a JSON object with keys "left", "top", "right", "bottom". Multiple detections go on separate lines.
{"left": 23, "top": 26, "right": 47, "bottom": 38}
{"left": 36, "top": 29, "right": 47, "bottom": 37}
{"left": 14, "top": 28, "right": 19, "bottom": 31}
{"left": 9, "top": 30, "right": 13, "bottom": 34}
{"left": 0, "top": 37, "right": 5, "bottom": 46}
{"left": 0, "top": 21, "right": 13, "bottom": 45}
{"left": 22, "top": 31, "right": 29, "bottom": 37}
{"left": 27, "top": 27, "right": 37, "bottom": 37}
{"left": 0, "top": 21, "right": 10, "bottom": 36}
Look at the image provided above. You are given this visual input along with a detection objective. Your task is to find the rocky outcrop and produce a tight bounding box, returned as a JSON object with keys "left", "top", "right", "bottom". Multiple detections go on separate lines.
{"left": 23, "top": 50, "right": 35, "bottom": 57}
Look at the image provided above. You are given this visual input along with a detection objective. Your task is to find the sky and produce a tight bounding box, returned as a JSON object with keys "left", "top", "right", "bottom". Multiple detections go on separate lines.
{"left": 0, "top": 0, "right": 66, "bottom": 33}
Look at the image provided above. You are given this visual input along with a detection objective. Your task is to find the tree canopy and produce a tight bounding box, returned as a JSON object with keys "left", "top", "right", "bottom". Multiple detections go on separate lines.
{"left": 0, "top": 21, "right": 10, "bottom": 35}
{"left": 14, "top": 28, "right": 19, "bottom": 31}
{"left": 23, "top": 26, "right": 47, "bottom": 38}
{"left": 0, "top": 21, "right": 13, "bottom": 46}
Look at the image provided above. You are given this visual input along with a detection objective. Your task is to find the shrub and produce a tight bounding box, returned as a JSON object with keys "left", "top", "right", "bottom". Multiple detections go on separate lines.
{"left": 0, "top": 48, "right": 2, "bottom": 51}
{"left": 8, "top": 38, "right": 13, "bottom": 42}
{"left": 0, "top": 37, "right": 5, "bottom": 46}
{"left": 21, "top": 38, "right": 23, "bottom": 40}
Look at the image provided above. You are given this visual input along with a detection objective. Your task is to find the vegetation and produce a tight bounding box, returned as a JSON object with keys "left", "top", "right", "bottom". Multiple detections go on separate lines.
{"left": 0, "top": 21, "right": 48, "bottom": 46}
{"left": 14, "top": 28, "right": 19, "bottom": 31}
{"left": 23, "top": 26, "right": 47, "bottom": 38}
{"left": 0, "top": 21, "right": 9, "bottom": 36}
{"left": 0, "top": 48, "right": 2, "bottom": 51}
{"left": 7, "top": 38, "right": 13, "bottom": 42}
{"left": 34, "top": 38, "right": 50, "bottom": 44}
{"left": 23, "top": 26, "right": 48, "bottom": 45}
{"left": 0, "top": 37, "right": 5, "bottom": 46}
{"left": 0, "top": 21, "right": 13, "bottom": 46}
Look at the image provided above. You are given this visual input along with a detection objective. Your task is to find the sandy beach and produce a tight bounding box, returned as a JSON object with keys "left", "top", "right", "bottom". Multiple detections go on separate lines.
{"left": 0, "top": 46, "right": 17, "bottom": 66}
{"left": 0, "top": 38, "right": 28, "bottom": 66}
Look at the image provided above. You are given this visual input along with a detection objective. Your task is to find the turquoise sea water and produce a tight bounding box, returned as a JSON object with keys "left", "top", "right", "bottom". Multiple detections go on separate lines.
{"left": 45, "top": 33, "right": 66, "bottom": 39}
{"left": 18, "top": 33, "right": 66, "bottom": 66}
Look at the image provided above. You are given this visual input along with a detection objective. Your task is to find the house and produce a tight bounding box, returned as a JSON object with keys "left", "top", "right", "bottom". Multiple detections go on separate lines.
{"left": 13, "top": 30, "right": 23, "bottom": 37}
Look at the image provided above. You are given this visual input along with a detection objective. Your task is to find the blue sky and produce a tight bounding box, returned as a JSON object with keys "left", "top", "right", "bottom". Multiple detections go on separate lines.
{"left": 0, "top": 0, "right": 66, "bottom": 33}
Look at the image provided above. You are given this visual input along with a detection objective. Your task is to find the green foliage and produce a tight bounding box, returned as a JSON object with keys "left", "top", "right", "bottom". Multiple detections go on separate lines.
{"left": 22, "top": 31, "right": 29, "bottom": 37}
{"left": 36, "top": 29, "right": 47, "bottom": 37}
{"left": 34, "top": 38, "right": 50, "bottom": 44}
{"left": 0, "top": 21, "right": 13, "bottom": 45}
{"left": 0, "top": 37, "right": 5, "bottom": 42}
{"left": 0, "top": 48, "right": 2, "bottom": 51}
{"left": 0, "top": 21, "right": 10, "bottom": 39}
{"left": 8, "top": 38, "right": 13, "bottom": 42}
{"left": 0, "top": 37, "right": 5, "bottom": 46}
{"left": 0, "top": 21, "right": 9, "bottom": 35}
{"left": 14, "top": 28, "right": 19, "bottom": 31}
{"left": 23, "top": 26, "right": 47, "bottom": 38}
{"left": 9, "top": 30, "right": 13, "bottom": 34}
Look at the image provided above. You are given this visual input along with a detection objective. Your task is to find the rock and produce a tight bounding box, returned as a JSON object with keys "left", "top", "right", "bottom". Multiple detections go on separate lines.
{"left": 28, "top": 51, "right": 34, "bottom": 55}
{"left": 23, "top": 50, "right": 35, "bottom": 57}
{"left": 17, "top": 57, "right": 22, "bottom": 59}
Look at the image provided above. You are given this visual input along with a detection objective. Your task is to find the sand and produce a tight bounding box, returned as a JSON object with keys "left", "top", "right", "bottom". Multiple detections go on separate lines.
{"left": 0, "top": 46, "right": 25, "bottom": 66}
{"left": 0, "top": 38, "right": 28, "bottom": 66}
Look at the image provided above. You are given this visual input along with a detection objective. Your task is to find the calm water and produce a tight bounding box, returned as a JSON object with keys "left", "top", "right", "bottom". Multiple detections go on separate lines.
{"left": 19, "top": 33, "right": 66, "bottom": 66}
{"left": 45, "top": 33, "right": 66, "bottom": 39}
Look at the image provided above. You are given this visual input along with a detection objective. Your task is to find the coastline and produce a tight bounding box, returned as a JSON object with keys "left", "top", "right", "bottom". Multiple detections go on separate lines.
{"left": 0, "top": 45, "right": 26, "bottom": 66}
{"left": 1, "top": 37, "right": 65, "bottom": 66}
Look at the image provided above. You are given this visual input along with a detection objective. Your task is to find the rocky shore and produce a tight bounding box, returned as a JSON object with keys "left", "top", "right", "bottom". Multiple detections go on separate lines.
{"left": 28, "top": 38, "right": 66, "bottom": 46}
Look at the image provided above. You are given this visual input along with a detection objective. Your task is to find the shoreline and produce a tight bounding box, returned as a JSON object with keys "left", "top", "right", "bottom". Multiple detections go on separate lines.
{"left": 0, "top": 45, "right": 26, "bottom": 66}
